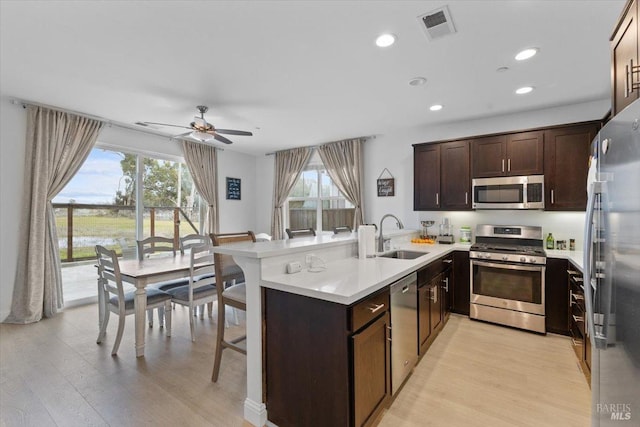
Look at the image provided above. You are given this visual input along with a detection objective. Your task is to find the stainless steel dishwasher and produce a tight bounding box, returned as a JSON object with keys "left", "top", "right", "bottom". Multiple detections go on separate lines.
{"left": 390, "top": 272, "right": 418, "bottom": 395}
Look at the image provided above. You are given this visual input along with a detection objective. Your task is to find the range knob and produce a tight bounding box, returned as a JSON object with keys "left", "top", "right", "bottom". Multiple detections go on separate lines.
{"left": 502, "top": 255, "right": 509, "bottom": 261}
{"left": 529, "top": 258, "right": 537, "bottom": 264}
{"left": 484, "top": 253, "right": 491, "bottom": 259}
{"left": 520, "top": 256, "right": 526, "bottom": 263}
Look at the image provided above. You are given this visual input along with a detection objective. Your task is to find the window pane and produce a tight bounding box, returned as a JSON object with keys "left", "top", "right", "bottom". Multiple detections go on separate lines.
{"left": 141, "top": 159, "right": 201, "bottom": 239}
{"left": 290, "top": 170, "right": 318, "bottom": 198}
{"left": 289, "top": 200, "right": 317, "bottom": 231}
{"left": 322, "top": 202, "right": 355, "bottom": 232}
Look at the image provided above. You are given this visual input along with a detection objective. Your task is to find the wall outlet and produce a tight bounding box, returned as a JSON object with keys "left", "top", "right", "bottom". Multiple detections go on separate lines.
{"left": 286, "top": 261, "right": 302, "bottom": 274}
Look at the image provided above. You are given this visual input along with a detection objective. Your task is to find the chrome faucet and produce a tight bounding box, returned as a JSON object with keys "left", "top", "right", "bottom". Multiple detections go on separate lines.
{"left": 378, "top": 214, "right": 404, "bottom": 253}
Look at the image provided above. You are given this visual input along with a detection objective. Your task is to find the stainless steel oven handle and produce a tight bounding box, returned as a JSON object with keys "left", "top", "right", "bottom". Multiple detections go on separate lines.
{"left": 471, "top": 259, "right": 544, "bottom": 272}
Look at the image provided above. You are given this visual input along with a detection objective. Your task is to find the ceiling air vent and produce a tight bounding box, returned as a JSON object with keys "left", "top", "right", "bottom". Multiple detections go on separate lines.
{"left": 417, "top": 6, "right": 456, "bottom": 41}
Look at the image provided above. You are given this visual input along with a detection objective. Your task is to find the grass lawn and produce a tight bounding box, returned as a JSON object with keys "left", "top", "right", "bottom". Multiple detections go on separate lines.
{"left": 56, "top": 215, "right": 179, "bottom": 261}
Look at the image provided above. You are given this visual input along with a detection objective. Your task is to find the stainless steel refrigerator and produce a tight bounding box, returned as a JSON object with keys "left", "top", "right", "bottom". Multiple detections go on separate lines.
{"left": 584, "top": 99, "right": 640, "bottom": 425}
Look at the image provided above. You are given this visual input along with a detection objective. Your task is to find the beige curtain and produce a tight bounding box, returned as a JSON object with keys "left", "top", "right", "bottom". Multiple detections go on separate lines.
{"left": 6, "top": 106, "right": 104, "bottom": 324}
{"left": 271, "top": 147, "right": 313, "bottom": 240}
{"left": 181, "top": 140, "right": 219, "bottom": 234}
{"left": 318, "top": 138, "right": 365, "bottom": 230}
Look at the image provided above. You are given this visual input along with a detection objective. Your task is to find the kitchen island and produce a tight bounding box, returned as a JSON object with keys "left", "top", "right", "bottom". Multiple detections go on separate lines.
{"left": 210, "top": 230, "right": 469, "bottom": 426}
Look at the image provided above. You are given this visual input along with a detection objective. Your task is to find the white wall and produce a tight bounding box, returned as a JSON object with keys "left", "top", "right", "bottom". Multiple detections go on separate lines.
{"left": 1, "top": 98, "right": 27, "bottom": 321}
{"left": 217, "top": 149, "right": 257, "bottom": 233}
{"left": 255, "top": 155, "right": 274, "bottom": 235}
{"left": 0, "top": 99, "right": 258, "bottom": 320}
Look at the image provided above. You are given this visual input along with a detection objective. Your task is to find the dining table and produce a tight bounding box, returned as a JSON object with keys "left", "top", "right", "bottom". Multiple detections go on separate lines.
{"left": 111, "top": 254, "right": 200, "bottom": 357}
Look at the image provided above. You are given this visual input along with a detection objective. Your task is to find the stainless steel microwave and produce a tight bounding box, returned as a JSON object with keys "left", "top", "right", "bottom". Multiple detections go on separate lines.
{"left": 472, "top": 175, "right": 544, "bottom": 209}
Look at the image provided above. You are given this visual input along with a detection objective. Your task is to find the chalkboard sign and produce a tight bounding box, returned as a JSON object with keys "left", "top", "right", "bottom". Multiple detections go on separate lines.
{"left": 377, "top": 178, "right": 395, "bottom": 197}
{"left": 226, "top": 177, "right": 241, "bottom": 200}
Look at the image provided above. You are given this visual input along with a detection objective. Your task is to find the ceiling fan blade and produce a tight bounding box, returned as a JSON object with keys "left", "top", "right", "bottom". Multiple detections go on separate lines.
{"left": 215, "top": 128, "right": 253, "bottom": 136}
{"left": 141, "top": 122, "right": 192, "bottom": 130}
{"left": 214, "top": 134, "right": 234, "bottom": 144}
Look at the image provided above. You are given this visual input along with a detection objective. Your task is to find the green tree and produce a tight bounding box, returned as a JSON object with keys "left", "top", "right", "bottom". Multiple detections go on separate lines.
{"left": 114, "top": 154, "right": 194, "bottom": 207}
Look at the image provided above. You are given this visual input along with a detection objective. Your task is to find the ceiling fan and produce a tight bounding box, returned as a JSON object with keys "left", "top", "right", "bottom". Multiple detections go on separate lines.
{"left": 142, "top": 105, "right": 253, "bottom": 144}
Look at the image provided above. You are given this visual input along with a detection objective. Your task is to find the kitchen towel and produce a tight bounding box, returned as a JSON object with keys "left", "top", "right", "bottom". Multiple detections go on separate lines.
{"left": 358, "top": 225, "right": 376, "bottom": 259}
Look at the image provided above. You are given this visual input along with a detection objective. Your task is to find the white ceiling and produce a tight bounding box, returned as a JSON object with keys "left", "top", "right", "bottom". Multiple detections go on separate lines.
{"left": 0, "top": 1, "right": 624, "bottom": 155}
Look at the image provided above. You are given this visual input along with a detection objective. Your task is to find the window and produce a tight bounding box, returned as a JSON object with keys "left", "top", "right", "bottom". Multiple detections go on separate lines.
{"left": 53, "top": 147, "right": 202, "bottom": 303}
{"left": 287, "top": 151, "right": 354, "bottom": 233}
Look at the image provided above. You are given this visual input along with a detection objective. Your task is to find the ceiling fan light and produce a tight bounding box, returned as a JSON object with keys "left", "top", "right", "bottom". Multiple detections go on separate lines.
{"left": 191, "top": 131, "right": 215, "bottom": 142}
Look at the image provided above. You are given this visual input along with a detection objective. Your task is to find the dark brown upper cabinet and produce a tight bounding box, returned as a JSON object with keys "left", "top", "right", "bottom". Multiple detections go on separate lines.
{"left": 472, "top": 131, "right": 543, "bottom": 178}
{"left": 611, "top": 0, "right": 639, "bottom": 116}
{"left": 440, "top": 140, "right": 471, "bottom": 210}
{"left": 544, "top": 123, "right": 600, "bottom": 211}
{"left": 414, "top": 144, "right": 441, "bottom": 210}
{"left": 414, "top": 141, "right": 471, "bottom": 211}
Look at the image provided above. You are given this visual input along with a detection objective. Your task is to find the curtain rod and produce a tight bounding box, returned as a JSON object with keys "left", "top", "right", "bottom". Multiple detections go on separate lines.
{"left": 264, "top": 135, "right": 377, "bottom": 156}
{"left": 8, "top": 98, "right": 224, "bottom": 151}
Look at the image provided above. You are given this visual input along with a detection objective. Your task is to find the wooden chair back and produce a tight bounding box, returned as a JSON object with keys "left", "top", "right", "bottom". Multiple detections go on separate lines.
{"left": 210, "top": 231, "right": 256, "bottom": 293}
{"left": 188, "top": 243, "right": 216, "bottom": 295}
{"left": 137, "top": 236, "right": 176, "bottom": 260}
{"left": 95, "top": 245, "right": 125, "bottom": 313}
{"left": 180, "top": 234, "right": 212, "bottom": 254}
{"left": 285, "top": 228, "right": 316, "bottom": 239}
{"left": 333, "top": 225, "right": 352, "bottom": 234}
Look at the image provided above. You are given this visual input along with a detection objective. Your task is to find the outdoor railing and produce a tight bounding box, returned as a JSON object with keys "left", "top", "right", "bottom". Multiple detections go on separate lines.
{"left": 53, "top": 203, "right": 200, "bottom": 262}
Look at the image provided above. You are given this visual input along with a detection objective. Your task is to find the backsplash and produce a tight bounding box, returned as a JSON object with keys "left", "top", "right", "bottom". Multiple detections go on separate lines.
{"left": 412, "top": 211, "right": 586, "bottom": 249}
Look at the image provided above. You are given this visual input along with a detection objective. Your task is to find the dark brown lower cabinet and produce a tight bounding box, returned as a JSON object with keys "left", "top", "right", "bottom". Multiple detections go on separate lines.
{"left": 545, "top": 258, "right": 570, "bottom": 335}
{"left": 264, "top": 287, "right": 390, "bottom": 427}
{"left": 452, "top": 251, "right": 470, "bottom": 315}
{"left": 352, "top": 314, "right": 390, "bottom": 427}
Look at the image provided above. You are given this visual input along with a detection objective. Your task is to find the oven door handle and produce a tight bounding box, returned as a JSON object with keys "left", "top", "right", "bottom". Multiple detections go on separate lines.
{"left": 471, "top": 260, "right": 544, "bottom": 272}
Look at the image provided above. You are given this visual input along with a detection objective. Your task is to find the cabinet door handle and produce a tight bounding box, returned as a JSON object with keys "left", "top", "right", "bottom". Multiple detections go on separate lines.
{"left": 442, "top": 277, "right": 449, "bottom": 292}
{"left": 551, "top": 189, "right": 554, "bottom": 204}
{"left": 367, "top": 303, "right": 385, "bottom": 313}
{"left": 572, "top": 314, "right": 584, "bottom": 323}
{"left": 443, "top": 259, "right": 453, "bottom": 264}
{"left": 571, "top": 338, "right": 583, "bottom": 347}
{"left": 430, "top": 286, "right": 438, "bottom": 303}
{"left": 626, "top": 63, "right": 630, "bottom": 98}
{"left": 507, "top": 158, "right": 511, "bottom": 172}
{"left": 436, "top": 192, "right": 439, "bottom": 206}
{"left": 465, "top": 192, "right": 468, "bottom": 205}
{"left": 502, "top": 159, "right": 505, "bottom": 173}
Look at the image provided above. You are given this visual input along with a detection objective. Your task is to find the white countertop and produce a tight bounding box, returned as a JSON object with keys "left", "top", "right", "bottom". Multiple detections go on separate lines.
{"left": 221, "top": 233, "right": 584, "bottom": 305}
{"left": 262, "top": 242, "right": 471, "bottom": 305}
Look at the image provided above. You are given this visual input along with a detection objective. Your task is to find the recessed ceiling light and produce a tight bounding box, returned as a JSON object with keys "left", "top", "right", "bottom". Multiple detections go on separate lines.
{"left": 430, "top": 104, "right": 443, "bottom": 111}
{"left": 515, "top": 86, "right": 534, "bottom": 95}
{"left": 496, "top": 66, "right": 509, "bottom": 73}
{"left": 409, "top": 77, "right": 427, "bottom": 86}
{"left": 375, "top": 33, "right": 396, "bottom": 47}
{"left": 515, "top": 48, "right": 538, "bottom": 61}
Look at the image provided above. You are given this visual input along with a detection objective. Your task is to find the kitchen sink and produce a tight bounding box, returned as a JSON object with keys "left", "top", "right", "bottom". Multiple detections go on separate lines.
{"left": 379, "top": 250, "right": 428, "bottom": 260}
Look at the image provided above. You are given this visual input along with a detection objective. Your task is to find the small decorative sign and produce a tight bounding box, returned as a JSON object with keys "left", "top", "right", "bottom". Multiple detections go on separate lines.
{"left": 377, "top": 168, "right": 395, "bottom": 197}
{"left": 226, "top": 177, "right": 241, "bottom": 200}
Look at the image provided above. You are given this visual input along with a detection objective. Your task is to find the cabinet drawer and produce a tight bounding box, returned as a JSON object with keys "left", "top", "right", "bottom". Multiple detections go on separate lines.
{"left": 570, "top": 320, "right": 585, "bottom": 361}
{"left": 571, "top": 302, "right": 585, "bottom": 336}
{"left": 351, "top": 289, "right": 389, "bottom": 333}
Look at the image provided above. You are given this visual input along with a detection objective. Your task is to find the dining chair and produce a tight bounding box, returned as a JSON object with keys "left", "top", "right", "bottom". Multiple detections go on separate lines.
{"left": 137, "top": 236, "right": 180, "bottom": 328}
{"left": 95, "top": 245, "right": 172, "bottom": 356}
{"left": 333, "top": 225, "right": 352, "bottom": 234}
{"left": 178, "top": 233, "right": 214, "bottom": 319}
{"left": 164, "top": 243, "right": 217, "bottom": 342}
{"left": 210, "top": 231, "right": 256, "bottom": 382}
{"left": 285, "top": 227, "right": 316, "bottom": 239}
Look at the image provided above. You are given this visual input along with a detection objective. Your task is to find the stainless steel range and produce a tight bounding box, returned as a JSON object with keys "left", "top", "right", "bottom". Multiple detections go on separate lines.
{"left": 469, "top": 225, "right": 546, "bottom": 333}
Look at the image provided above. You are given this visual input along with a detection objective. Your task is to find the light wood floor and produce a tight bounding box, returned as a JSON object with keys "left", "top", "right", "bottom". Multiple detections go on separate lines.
{"left": 1, "top": 307, "right": 590, "bottom": 427}
{"left": 379, "top": 315, "right": 591, "bottom": 427}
